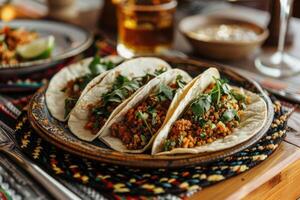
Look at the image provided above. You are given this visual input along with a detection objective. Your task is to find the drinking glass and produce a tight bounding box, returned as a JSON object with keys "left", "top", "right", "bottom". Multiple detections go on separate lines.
{"left": 255, "top": 0, "right": 300, "bottom": 77}
{"left": 116, "top": 0, "right": 177, "bottom": 58}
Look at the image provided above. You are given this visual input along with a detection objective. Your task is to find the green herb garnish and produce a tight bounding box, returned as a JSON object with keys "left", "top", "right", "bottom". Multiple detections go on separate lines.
{"left": 191, "top": 94, "right": 211, "bottom": 120}
{"left": 176, "top": 75, "right": 186, "bottom": 89}
{"left": 200, "top": 133, "right": 206, "bottom": 139}
{"left": 78, "top": 75, "right": 94, "bottom": 90}
{"left": 102, "top": 75, "right": 140, "bottom": 105}
{"left": 92, "top": 70, "right": 162, "bottom": 121}
{"left": 231, "top": 90, "right": 246, "bottom": 102}
{"left": 137, "top": 68, "right": 166, "bottom": 85}
{"left": 156, "top": 75, "right": 187, "bottom": 102}
{"left": 154, "top": 68, "right": 167, "bottom": 76}
{"left": 211, "top": 79, "right": 221, "bottom": 104}
{"left": 159, "top": 84, "right": 174, "bottom": 100}
{"left": 163, "top": 139, "right": 176, "bottom": 151}
{"left": 63, "top": 56, "right": 118, "bottom": 117}
{"left": 88, "top": 56, "right": 115, "bottom": 75}
{"left": 140, "top": 134, "right": 147, "bottom": 144}
{"left": 189, "top": 78, "right": 244, "bottom": 124}
{"left": 221, "top": 109, "right": 238, "bottom": 122}
{"left": 64, "top": 97, "right": 78, "bottom": 118}
{"left": 148, "top": 107, "right": 157, "bottom": 125}
{"left": 137, "top": 111, "right": 153, "bottom": 135}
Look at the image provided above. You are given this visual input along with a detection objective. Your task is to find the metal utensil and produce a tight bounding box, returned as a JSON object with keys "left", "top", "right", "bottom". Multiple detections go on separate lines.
{"left": 0, "top": 126, "right": 81, "bottom": 200}
{"left": 0, "top": 94, "right": 82, "bottom": 199}
{"left": 264, "top": 87, "right": 300, "bottom": 104}
{"left": 231, "top": 68, "right": 300, "bottom": 104}
{"left": 0, "top": 94, "right": 107, "bottom": 199}
{"left": 0, "top": 95, "right": 21, "bottom": 119}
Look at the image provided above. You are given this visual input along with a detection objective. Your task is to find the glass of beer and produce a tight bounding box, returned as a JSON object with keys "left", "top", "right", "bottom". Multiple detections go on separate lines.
{"left": 116, "top": 0, "right": 177, "bottom": 58}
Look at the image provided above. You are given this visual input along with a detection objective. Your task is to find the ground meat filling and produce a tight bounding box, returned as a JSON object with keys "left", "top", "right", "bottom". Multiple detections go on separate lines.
{"left": 163, "top": 79, "right": 248, "bottom": 151}
{"left": 110, "top": 76, "right": 186, "bottom": 150}
{"left": 84, "top": 69, "right": 166, "bottom": 135}
{"left": 85, "top": 101, "right": 119, "bottom": 135}
{"left": 111, "top": 95, "right": 171, "bottom": 150}
{"left": 63, "top": 76, "right": 91, "bottom": 100}
{"left": 62, "top": 75, "right": 94, "bottom": 117}
{"left": 61, "top": 57, "right": 117, "bottom": 118}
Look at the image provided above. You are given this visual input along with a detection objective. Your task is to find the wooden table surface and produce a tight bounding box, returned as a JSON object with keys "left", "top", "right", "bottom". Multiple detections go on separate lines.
{"left": 191, "top": 135, "right": 300, "bottom": 200}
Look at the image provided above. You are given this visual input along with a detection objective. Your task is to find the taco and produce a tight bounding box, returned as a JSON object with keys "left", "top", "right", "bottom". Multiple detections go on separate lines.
{"left": 152, "top": 68, "right": 267, "bottom": 155}
{"left": 46, "top": 55, "right": 124, "bottom": 121}
{"left": 100, "top": 69, "right": 192, "bottom": 153}
{"left": 68, "top": 57, "right": 171, "bottom": 141}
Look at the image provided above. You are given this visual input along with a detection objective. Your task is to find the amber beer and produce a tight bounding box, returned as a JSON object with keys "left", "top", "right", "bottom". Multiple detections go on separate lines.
{"left": 117, "top": 0, "right": 177, "bottom": 58}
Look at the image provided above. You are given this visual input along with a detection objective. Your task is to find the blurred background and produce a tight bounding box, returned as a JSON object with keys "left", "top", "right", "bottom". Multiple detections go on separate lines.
{"left": 1, "top": 0, "right": 300, "bottom": 91}
{"left": 1, "top": 0, "right": 299, "bottom": 31}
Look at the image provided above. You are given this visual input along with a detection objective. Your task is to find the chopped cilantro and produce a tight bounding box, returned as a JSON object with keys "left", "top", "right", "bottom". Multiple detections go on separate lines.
{"left": 231, "top": 90, "right": 246, "bottom": 102}
{"left": 159, "top": 84, "right": 174, "bottom": 100}
{"left": 200, "top": 133, "right": 206, "bottom": 139}
{"left": 154, "top": 68, "right": 167, "bottom": 76}
{"left": 90, "top": 69, "right": 163, "bottom": 124}
{"left": 92, "top": 107, "right": 106, "bottom": 116}
{"left": 64, "top": 97, "right": 78, "bottom": 118}
{"left": 184, "top": 77, "right": 245, "bottom": 126}
{"left": 93, "top": 120, "right": 100, "bottom": 130}
{"left": 88, "top": 56, "right": 116, "bottom": 75}
{"left": 163, "top": 139, "right": 176, "bottom": 151}
{"left": 102, "top": 75, "right": 140, "bottom": 105}
{"left": 140, "top": 134, "right": 147, "bottom": 144}
{"left": 77, "top": 74, "right": 94, "bottom": 90}
{"left": 176, "top": 75, "right": 186, "bottom": 88}
{"left": 148, "top": 107, "right": 157, "bottom": 125}
{"left": 221, "top": 109, "right": 237, "bottom": 122}
{"left": 63, "top": 56, "right": 118, "bottom": 115}
{"left": 210, "top": 123, "right": 216, "bottom": 129}
{"left": 198, "top": 118, "right": 206, "bottom": 127}
{"left": 191, "top": 94, "right": 211, "bottom": 120}
{"left": 211, "top": 79, "right": 221, "bottom": 105}
{"left": 137, "top": 111, "right": 153, "bottom": 135}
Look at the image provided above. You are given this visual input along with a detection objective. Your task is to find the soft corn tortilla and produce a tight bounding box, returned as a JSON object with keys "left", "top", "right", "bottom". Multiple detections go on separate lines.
{"left": 100, "top": 69, "right": 192, "bottom": 153}
{"left": 68, "top": 57, "right": 172, "bottom": 142}
{"left": 151, "top": 68, "right": 267, "bottom": 155}
{"left": 46, "top": 55, "right": 124, "bottom": 121}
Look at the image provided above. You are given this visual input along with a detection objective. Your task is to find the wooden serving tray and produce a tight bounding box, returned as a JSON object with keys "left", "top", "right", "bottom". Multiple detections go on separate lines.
{"left": 27, "top": 56, "right": 274, "bottom": 168}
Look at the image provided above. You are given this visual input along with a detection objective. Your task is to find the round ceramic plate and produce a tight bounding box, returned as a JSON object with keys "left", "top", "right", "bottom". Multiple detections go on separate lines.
{"left": 0, "top": 20, "right": 93, "bottom": 76}
{"left": 27, "top": 57, "right": 274, "bottom": 168}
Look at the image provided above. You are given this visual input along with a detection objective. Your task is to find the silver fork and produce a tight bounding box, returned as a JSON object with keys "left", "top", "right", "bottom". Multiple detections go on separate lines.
{"left": 0, "top": 95, "right": 82, "bottom": 200}
{"left": 0, "top": 95, "right": 21, "bottom": 119}
{"left": 0, "top": 126, "right": 81, "bottom": 200}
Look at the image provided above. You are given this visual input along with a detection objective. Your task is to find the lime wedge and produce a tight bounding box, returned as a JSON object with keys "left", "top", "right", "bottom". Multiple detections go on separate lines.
{"left": 17, "top": 35, "right": 55, "bottom": 60}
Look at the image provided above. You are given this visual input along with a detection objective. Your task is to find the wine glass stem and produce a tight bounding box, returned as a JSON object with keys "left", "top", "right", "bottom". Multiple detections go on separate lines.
{"left": 277, "top": 0, "right": 294, "bottom": 61}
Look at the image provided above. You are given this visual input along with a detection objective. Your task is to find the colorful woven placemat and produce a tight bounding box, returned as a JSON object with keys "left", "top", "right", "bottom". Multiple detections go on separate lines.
{"left": 14, "top": 99, "right": 289, "bottom": 198}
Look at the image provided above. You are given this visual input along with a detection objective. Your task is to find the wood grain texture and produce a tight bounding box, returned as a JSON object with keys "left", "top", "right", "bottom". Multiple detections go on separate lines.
{"left": 245, "top": 158, "right": 300, "bottom": 200}
{"left": 190, "top": 142, "right": 300, "bottom": 200}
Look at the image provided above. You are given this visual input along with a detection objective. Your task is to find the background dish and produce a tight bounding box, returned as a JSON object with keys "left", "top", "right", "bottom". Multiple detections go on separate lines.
{"left": 0, "top": 20, "right": 93, "bottom": 76}
{"left": 179, "top": 16, "right": 268, "bottom": 60}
